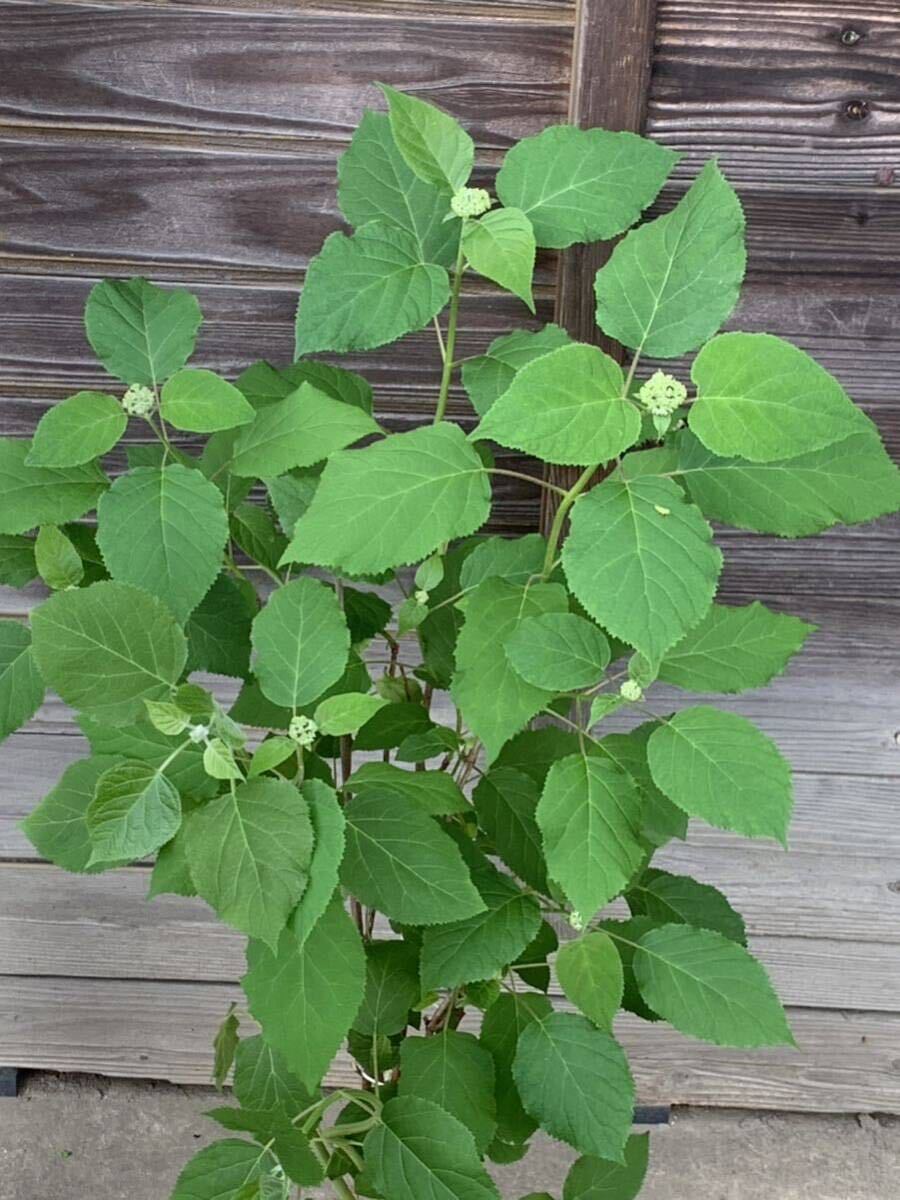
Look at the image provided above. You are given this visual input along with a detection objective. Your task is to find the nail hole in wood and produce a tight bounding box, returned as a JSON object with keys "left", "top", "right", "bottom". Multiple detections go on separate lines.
{"left": 844, "top": 99, "right": 870, "bottom": 121}
{"left": 840, "top": 27, "right": 864, "bottom": 47}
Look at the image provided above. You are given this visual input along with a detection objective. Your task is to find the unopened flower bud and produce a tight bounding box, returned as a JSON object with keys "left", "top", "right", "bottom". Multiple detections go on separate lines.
{"left": 637, "top": 370, "right": 687, "bottom": 418}
{"left": 188, "top": 723, "right": 210, "bottom": 744}
{"left": 288, "top": 714, "right": 318, "bottom": 748}
{"left": 450, "top": 187, "right": 492, "bottom": 219}
{"left": 619, "top": 679, "right": 644, "bottom": 703}
{"left": 121, "top": 384, "right": 156, "bottom": 418}
{"left": 414, "top": 589, "right": 430, "bottom": 607}
{"left": 569, "top": 910, "right": 585, "bottom": 932}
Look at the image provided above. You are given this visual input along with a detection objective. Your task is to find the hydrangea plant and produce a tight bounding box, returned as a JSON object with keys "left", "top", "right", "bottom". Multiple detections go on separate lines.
{"left": 4, "top": 85, "right": 899, "bottom": 1200}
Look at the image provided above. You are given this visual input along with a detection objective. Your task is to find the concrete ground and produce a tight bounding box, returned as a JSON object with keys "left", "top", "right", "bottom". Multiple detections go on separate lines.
{"left": 1, "top": 1072, "right": 898, "bottom": 1199}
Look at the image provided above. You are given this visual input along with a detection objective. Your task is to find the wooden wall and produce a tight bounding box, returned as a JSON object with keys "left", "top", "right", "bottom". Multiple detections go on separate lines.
{"left": 1, "top": 0, "right": 899, "bottom": 1113}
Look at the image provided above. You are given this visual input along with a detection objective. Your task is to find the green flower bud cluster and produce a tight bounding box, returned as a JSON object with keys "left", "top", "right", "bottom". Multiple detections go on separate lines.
{"left": 288, "top": 714, "right": 318, "bottom": 748}
{"left": 619, "top": 678, "right": 644, "bottom": 703}
{"left": 450, "top": 187, "right": 492, "bottom": 219}
{"left": 121, "top": 383, "right": 156, "bottom": 418}
{"left": 637, "top": 370, "right": 687, "bottom": 418}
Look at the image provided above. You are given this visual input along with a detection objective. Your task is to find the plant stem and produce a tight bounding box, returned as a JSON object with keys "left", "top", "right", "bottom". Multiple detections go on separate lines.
{"left": 434, "top": 236, "right": 466, "bottom": 423}
{"left": 487, "top": 467, "right": 568, "bottom": 498}
{"left": 310, "top": 1141, "right": 357, "bottom": 1200}
{"left": 540, "top": 462, "right": 596, "bottom": 579}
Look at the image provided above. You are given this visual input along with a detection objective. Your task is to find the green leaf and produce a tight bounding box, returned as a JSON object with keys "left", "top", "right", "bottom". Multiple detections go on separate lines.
{"left": 473, "top": 343, "right": 639, "bottom": 467}
{"left": 187, "top": 778, "right": 313, "bottom": 949}
{"left": 632, "top": 923, "right": 793, "bottom": 1047}
{"left": 341, "top": 791, "right": 484, "bottom": 925}
{"left": 290, "top": 780, "right": 346, "bottom": 947}
{"left": 86, "top": 760, "right": 181, "bottom": 863}
{"left": 676, "top": 426, "right": 900, "bottom": 537}
{"left": 295, "top": 222, "right": 449, "bottom": 356}
{"left": 496, "top": 125, "right": 677, "bottom": 249}
{"left": 347, "top": 762, "right": 469, "bottom": 815}
{"left": 556, "top": 932, "right": 624, "bottom": 1032}
{"left": 0, "top": 438, "right": 108, "bottom": 536}
{"left": 0, "top": 534, "right": 37, "bottom": 588}
{"left": 463, "top": 207, "right": 536, "bottom": 310}
{"left": 229, "top": 504, "right": 287, "bottom": 575}
{"left": 35, "top": 525, "right": 84, "bottom": 591}
{"left": 462, "top": 325, "right": 572, "bottom": 418}
{"left": 364, "top": 1095, "right": 500, "bottom": 1200}
{"left": 354, "top": 939, "right": 421, "bottom": 1038}
{"left": 627, "top": 867, "right": 746, "bottom": 944}
{"left": 690, "top": 332, "right": 865, "bottom": 463}
{"left": 265, "top": 470, "right": 321, "bottom": 539}
{"left": 647, "top": 706, "right": 792, "bottom": 845}
{"left": 246, "top": 737, "right": 295, "bottom": 779}
{"left": 494, "top": 726, "right": 581, "bottom": 787}
{"left": 161, "top": 369, "right": 255, "bottom": 433}
{"left": 148, "top": 799, "right": 200, "bottom": 899}
{"left": 354, "top": 700, "right": 433, "bottom": 752}
{"left": 563, "top": 1134, "right": 649, "bottom": 1200}
{"left": 232, "top": 1035, "right": 315, "bottom": 1116}
{"left": 251, "top": 577, "right": 350, "bottom": 709}
{"left": 21, "top": 756, "right": 123, "bottom": 873}
{"left": 242, "top": 896, "right": 366, "bottom": 1090}
{"left": 472, "top": 767, "right": 546, "bottom": 893}
{"left": 27, "top": 392, "right": 127, "bottom": 468}
{"left": 170, "top": 1139, "right": 273, "bottom": 1200}
{"left": 399, "top": 1032, "right": 497, "bottom": 1152}
{"left": 420, "top": 868, "right": 541, "bottom": 991}
{"left": 458, "top": 533, "right": 546, "bottom": 593}
{"left": 96, "top": 464, "right": 229, "bottom": 623}
{"left": 513, "top": 919, "right": 558, "bottom": 992}
{"left": 481, "top": 992, "right": 552, "bottom": 1145}
{"left": 85, "top": 277, "right": 202, "bottom": 387}
{"left": 213, "top": 1003, "right": 240, "bottom": 1090}
{"left": 279, "top": 359, "right": 374, "bottom": 415}
{"left": 594, "top": 161, "right": 745, "bottom": 358}
{"left": 0, "top": 621, "right": 45, "bottom": 743}
{"left": 562, "top": 474, "right": 722, "bottom": 662}
{"left": 513, "top": 1012, "right": 634, "bottom": 1162}
{"left": 31, "top": 581, "right": 187, "bottom": 724}
{"left": 597, "top": 725, "right": 688, "bottom": 849}
{"left": 231, "top": 383, "right": 380, "bottom": 478}
{"left": 315, "top": 692, "right": 387, "bottom": 736}
{"left": 204, "top": 1110, "right": 322, "bottom": 1187}
{"left": 186, "top": 573, "right": 255, "bottom": 681}
{"left": 451, "top": 578, "right": 568, "bottom": 763}
{"left": 537, "top": 753, "right": 644, "bottom": 920}
{"left": 657, "top": 601, "right": 814, "bottom": 693}
{"left": 338, "top": 110, "right": 460, "bottom": 267}
{"left": 505, "top": 612, "right": 610, "bottom": 691}
{"left": 379, "top": 84, "right": 474, "bottom": 193}
{"left": 283, "top": 422, "right": 490, "bottom": 575}
{"left": 79, "top": 714, "right": 215, "bottom": 798}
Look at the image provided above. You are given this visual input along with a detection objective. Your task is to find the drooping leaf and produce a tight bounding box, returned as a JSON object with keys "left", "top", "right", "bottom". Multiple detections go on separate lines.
{"left": 27, "top": 392, "right": 127, "bottom": 468}
{"left": 85, "top": 277, "right": 202, "bottom": 387}
{"left": 463, "top": 207, "right": 536, "bottom": 310}
{"left": 283, "top": 422, "right": 490, "bottom": 575}
{"left": 170, "top": 1138, "right": 274, "bottom": 1200}
{"left": 462, "top": 325, "right": 573, "bottom": 418}
{"left": 290, "top": 780, "right": 346, "bottom": 947}
{"left": 354, "top": 939, "right": 421, "bottom": 1038}
{"left": 265, "top": 469, "right": 321, "bottom": 539}
{"left": 495, "top": 124, "right": 677, "bottom": 249}
{"left": 0, "top": 621, "right": 45, "bottom": 743}
{"left": 148, "top": 798, "right": 201, "bottom": 900}
{"left": 204, "top": 1109, "right": 322, "bottom": 1188}
{"left": 314, "top": 692, "right": 387, "bottom": 736}
{"left": 229, "top": 503, "right": 287, "bottom": 575}
{"left": 232, "top": 1035, "right": 316, "bottom": 1116}
{"left": 0, "top": 438, "right": 107, "bottom": 535}
{"left": 647, "top": 706, "right": 793, "bottom": 845}
{"left": 251, "top": 577, "right": 350, "bottom": 709}
{"left": 505, "top": 612, "right": 610, "bottom": 691}
{"left": 594, "top": 161, "right": 745, "bottom": 358}
{"left": 458, "top": 533, "right": 546, "bottom": 593}
{"left": 21, "top": 756, "right": 123, "bottom": 873}
{"left": 379, "top": 84, "right": 474, "bottom": 192}
{"left": 512, "top": 919, "right": 558, "bottom": 992}
{"left": 563, "top": 1134, "right": 650, "bottom": 1200}
{"left": 213, "top": 1003, "right": 240, "bottom": 1090}
{"left": 627, "top": 867, "right": 747, "bottom": 944}
{"left": 399, "top": 1032, "right": 497, "bottom": 1152}
{"left": 481, "top": 992, "right": 553, "bottom": 1145}
{"left": 596, "top": 724, "right": 688, "bottom": 849}
{"left": 35, "top": 525, "right": 84, "bottom": 590}
{"left": 556, "top": 932, "right": 624, "bottom": 1032}
{"left": 186, "top": 573, "right": 255, "bottom": 680}
{"left": 347, "top": 762, "right": 469, "bottom": 815}
{"left": 472, "top": 766, "right": 547, "bottom": 894}
{"left": 160, "top": 368, "right": 255, "bottom": 433}
{"left": 86, "top": 760, "right": 181, "bottom": 863}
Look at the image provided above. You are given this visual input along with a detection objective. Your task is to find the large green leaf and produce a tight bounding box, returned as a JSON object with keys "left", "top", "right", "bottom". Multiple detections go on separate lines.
{"left": 657, "top": 601, "right": 814, "bottom": 693}
{"left": 556, "top": 932, "right": 624, "bottom": 1032}
{"left": 187, "top": 779, "right": 313, "bottom": 949}
{"left": 97, "top": 465, "right": 229, "bottom": 623}
{"left": 340, "top": 791, "right": 484, "bottom": 925}
{"left": 27, "top": 392, "right": 127, "bottom": 468}
{"left": 295, "top": 222, "right": 449, "bottom": 355}
{"left": 690, "top": 332, "right": 865, "bottom": 462}
{"left": 0, "top": 438, "right": 107, "bottom": 535}
{"left": 647, "top": 706, "right": 792, "bottom": 845}
{"left": 399, "top": 1032, "right": 497, "bottom": 1152}
{"left": 347, "top": 762, "right": 469, "bottom": 815}
{"left": 458, "top": 533, "right": 546, "bottom": 593}
{"left": 21, "top": 756, "right": 124, "bottom": 873}
{"left": 354, "top": 939, "right": 421, "bottom": 1038}
{"left": 513, "top": 1012, "right": 634, "bottom": 1162}
{"left": 86, "top": 760, "right": 181, "bottom": 864}
{"left": 463, "top": 207, "right": 535, "bottom": 311}
{"left": 250, "top": 577, "right": 349, "bottom": 709}
{"left": 0, "top": 621, "right": 44, "bottom": 743}
{"left": 231, "top": 383, "right": 379, "bottom": 478}
{"left": 627, "top": 867, "right": 746, "bottom": 944}
{"left": 278, "top": 360, "right": 374, "bottom": 414}
{"left": 379, "top": 84, "right": 474, "bottom": 193}
{"left": 481, "top": 991, "right": 552, "bottom": 1145}
{"left": 451, "top": 578, "right": 568, "bottom": 762}
{"left": 186, "top": 573, "right": 255, "bottom": 680}
{"left": 505, "top": 612, "right": 610, "bottom": 691}
{"left": 364, "top": 1096, "right": 500, "bottom": 1200}
{"left": 315, "top": 692, "right": 387, "bottom": 736}
{"left": 472, "top": 766, "right": 547, "bottom": 894}
{"left": 282, "top": 422, "right": 490, "bottom": 575}
{"left": 242, "top": 897, "right": 366, "bottom": 1090}
{"left": 232, "top": 1035, "right": 315, "bottom": 1116}
{"left": 30, "top": 581, "right": 187, "bottom": 724}
{"left": 562, "top": 474, "right": 721, "bottom": 662}
{"left": 495, "top": 125, "right": 677, "bottom": 249}
{"left": 339, "top": 110, "right": 460, "bottom": 266}
{"left": 85, "top": 277, "right": 202, "bottom": 387}
{"left": 631, "top": 923, "right": 793, "bottom": 1047}
{"left": 473, "top": 343, "right": 640, "bottom": 466}
{"left": 537, "top": 753, "right": 644, "bottom": 920}
{"left": 290, "top": 781, "right": 346, "bottom": 947}
{"left": 462, "top": 325, "right": 573, "bottom": 418}
{"left": 563, "top": 1134, "right": 650, "bottom": 1200}
{"left": 170, "top": 1139, "right": 275, "bottom": 1200}
{"left": 594, "top": 161, "right": 745, "bottom": 358}
{"left": 160, "top": 369, "right": 255, "bottom": 433}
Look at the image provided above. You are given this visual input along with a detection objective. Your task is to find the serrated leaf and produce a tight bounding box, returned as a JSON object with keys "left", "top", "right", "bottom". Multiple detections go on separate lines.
{"left": 513, "top": 1012, "right": 634, "bottom": 1162}
{"left": 79, "top": 713, "right": 215, "bottom": 799}
{"left": 283, "top": 422, "right": 490, "bottom": 575}
{"left": 96, "top": 464, "right": 228, "bottom": 623}
{"left": 596, "top": 724, "right": 688, "bottom": 849}
{"left": 265, "top": 469, "right": 321, "bottom": 538}
{"left": 647, "top": 706, "right": 792, "bottom": 845}
{"left": 462, "top": 325, "right": 573, "bottom": 417}
{"left": 213, "top": 1003, "right": 240, "bottom": 1090}
{"left": 161, "top": 368, "right": 255, "bottom": 433}
{"left": 631, "top": 923, "right": 793, "bottom": 1047}
{"left": 354, "top": 939, "right": 421, "bottom": 1038}
{"left": 186, "top": 573, "right": 255, "bottom": 681}
{"left": 0, "top": 438, "right": 108, "bottom": 536}
{"left": 505, "top": 612, "right": 610, "bottom": 691}
{"left": 481, "top": 992, "right": 552, "bottom": 1145}
{"left": 315, "top": 692, "right": 387, "bottom": 736}
{"left": 34, "top": 525, "right": 83, "bottom": 590}
{"left": 537, "top": 753, "right": 644, "bottom": 920}
{"left": 496, "top": 125, "right": 677, "bottom": 249}
{"left": 563, "top": 1134, "right": 649, "bottom": 1200}
{"left": 399, "top": 1032, "right": 497, "bottom": 1152}
{"left": 86, "top": 760, "right": 181, "bottom": 863}
{"left": 451, "top": 578, "right": 568, "bottom": 763}
{"left": 279, "top": 359, "right": 374, "bottom": 415}
{"left": 85, "top": 277, "right": 202, "bottom": 387}
{"left": 494, "top": 726, "right": 581, "bottom": 787}
{"left": 204, "top": 1110, "right": 321, "bottom": 1188}
{"left": 187, "top": 778, "right": 313, "bottom": 948}
{"left": 459, "top": 533, "right": 546, "bottom": 593}
{"left": 170, "top": 1138, "right": 274, "bottom": 1200}
{"left": 202, "top": 737, "right": 242, "bottom": 781}
{"left": 31, "top": 581, "right": 187, "bottom": 724}
{"left": 242, "top": 897, "right": 366, "bottom": 1090}
{"left": 354, "top": 700, "right": 433, "bottom": 752}
{"left": 627, "top": 867, "right": 746, "bottom": 944}
{"left": 341, "top": 791, "right": 484, "bottom": 925}
{"left": 472, "top": 767, "right": 546, "bottom": 893}
{"left": 251, "top": 577, "right": 350, "bottom": 709}
{"left": 463, "top": 207, "right": 536, "bottom": 310}
{"left": 556, "top": 933, "right": 624, "bottom": 1032}
{"left": 247, "top": 737, "right": 295, "bottom": 779}
{"left": 0, "top": 621, "right": 45, "bottom": 743}
{"left": 513, "top": 919, "right": 558, "bottom": 992}
{"left": 21, "top": 756, "right": 124, "bottom": 873}
{"left": 148, "top": 798, "right": 201, "bottom": 900}
{"left": 232, "top": 1035, "right": 315, "bottom": 1116}
{"left": 347, "top": 762, "right": 469, "bottom": 815}
{"left": 27, "top": 392, "right": 127, "bottom": 468}
{"left": 594, "top": 161, "right": 745, "bottom": 358}
{"left": 290, "top": 780, "right": 346, "bottom": 946}
{"left": 295, "top": 222, "right": 449, "bottom": 356}
{"left": 562, "top": 474, "right": 721, "bottom": 662}
{"left": 474, "top": 343, "right": 640, "bottom": 466}
{"left": 144, "top": 699, "right": 190, "bottom": 737}
{"left": 379, "top": 84, "right": 474, "bottom": 192}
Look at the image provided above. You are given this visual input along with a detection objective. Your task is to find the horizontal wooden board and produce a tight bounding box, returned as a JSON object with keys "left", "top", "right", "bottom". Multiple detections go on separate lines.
{"left": 1, "top": 974, "right": 898, "bottom": 1111}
